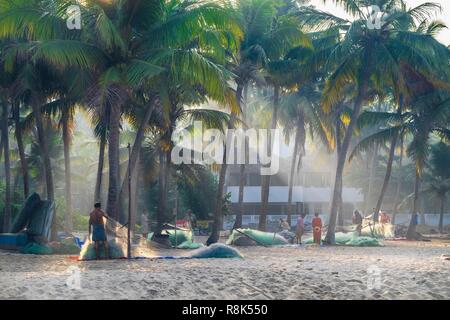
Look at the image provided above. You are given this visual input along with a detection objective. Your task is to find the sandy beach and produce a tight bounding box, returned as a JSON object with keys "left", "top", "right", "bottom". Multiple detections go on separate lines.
{"left": 1, "top": 238, "right": 449, "bottom": 300}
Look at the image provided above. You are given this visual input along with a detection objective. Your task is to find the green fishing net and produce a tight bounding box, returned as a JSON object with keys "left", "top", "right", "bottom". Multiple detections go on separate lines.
{"left": 176, "top": 241, "right": 204, "bottom": 249}
{"left": 20, "top": 242, "right": 53, "bottom": 255}
{"left": 189, "top": 243, "right": 244, "bottom": 259}
{"left": 226, "top": 229, "right": 289, "bottom": 246}
{"left": 147, "top": 229, "right": 195, "bottom": 248}
{"left": 304, "top": 232, "right": 382, "bottom": 247}
{"left": 78, "top": 239, "right": 125, "bottom": 260}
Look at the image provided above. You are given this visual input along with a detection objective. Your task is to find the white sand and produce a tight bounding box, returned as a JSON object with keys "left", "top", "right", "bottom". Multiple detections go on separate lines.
{"left": 0, "top": 239, "right": 449, "bottom": 300}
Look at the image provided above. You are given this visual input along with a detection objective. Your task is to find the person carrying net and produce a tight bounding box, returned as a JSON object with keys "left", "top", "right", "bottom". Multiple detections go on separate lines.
{"left": 89, "top": 202, "right": 109, "bottom": 260}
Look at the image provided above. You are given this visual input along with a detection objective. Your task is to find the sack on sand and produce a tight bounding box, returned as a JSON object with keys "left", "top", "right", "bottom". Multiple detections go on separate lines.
{"left": 226, "top": 229, "right": 288, "bottom": 246}
{"left": 78, "top": 239, "right": 125, "bottom": 260}
{"left": 20, "top": 242, "right": 53, "bottom": 255}
{"left": 189, "top": 243, "right": 243, "bottom": 259}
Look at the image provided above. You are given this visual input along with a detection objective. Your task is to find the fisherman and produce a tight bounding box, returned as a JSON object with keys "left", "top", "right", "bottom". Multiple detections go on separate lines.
{"left": 312, "top": 212, "right": 322, "bottom": 245}
{"left": 379, "top": 211, "right": 391, "bottom": 224}
{"left": 279, "top": 218, "right": 290, "bottom": 231}
{"left": 352, "top": 210, "right": 363, "bottom": 236}
{"left": 88, "top": 202, "right": 109, "bottom": 260}
{"left": 295, "top": 213, "right": 305, "bottom": 244}
{"left": 186, "top": 209, "right": 197, "bottom": 230}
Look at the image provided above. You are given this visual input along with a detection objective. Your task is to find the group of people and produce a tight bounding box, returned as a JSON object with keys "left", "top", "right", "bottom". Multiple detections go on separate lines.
{"left": 352, "top": 208, "right": 391, "bottom": 236}
{"left": 279, "top": 212, "right": 323, "bottom": 245}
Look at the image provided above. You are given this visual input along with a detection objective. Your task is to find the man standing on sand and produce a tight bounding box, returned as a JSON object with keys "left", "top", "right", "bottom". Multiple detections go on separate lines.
{"left": 312, "top": 212, "right": 322, "bottom": 245}
{"left": 353, "top": 210, "right": 363, "bottom": 236}
{"left": 295, "top": 213, "right": 305, "bottom": 244}
{"left": 89, "top": 202, "right": 109, "bottom": 260}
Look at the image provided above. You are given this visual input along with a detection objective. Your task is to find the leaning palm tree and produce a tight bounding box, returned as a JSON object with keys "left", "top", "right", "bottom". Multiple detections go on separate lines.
{"left": 300, "top": 0, "right": 449, "bottom": 243}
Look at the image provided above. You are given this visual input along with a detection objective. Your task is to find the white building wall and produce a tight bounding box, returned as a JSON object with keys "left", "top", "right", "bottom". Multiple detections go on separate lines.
{"left": 227, "top": 186, "right": 364, "bottom": 203}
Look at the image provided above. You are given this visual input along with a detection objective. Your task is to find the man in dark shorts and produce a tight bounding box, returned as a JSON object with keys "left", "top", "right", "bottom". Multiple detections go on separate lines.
{"left": 89, "top": 202, "right": 109, "bottom": 259}
{"left": 352, "top": 210, "right": 363, "bottom": 236}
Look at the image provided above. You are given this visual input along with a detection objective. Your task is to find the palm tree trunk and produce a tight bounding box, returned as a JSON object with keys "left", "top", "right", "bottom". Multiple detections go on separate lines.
{"left": 234, "top": 84, "right": 245, "bottom": 229}
{"left": 119, "top": 99, "right": 157, "bottom": 201}
{"left": 31, "top": 98, "right": 56, "bottom": 239}
{"left": 374, "top": 131, "right": 399, "bottom": 218}
{"left": 367, "top": 144, "right": 379, "bottom": 217}
{"left": 325, "top": 63, "right": 371, "bottom": 244}
{"left": 156, "top": 149, "right": 167, "bottom": 233}
{"left": 106, "top": 103, "right": 121, "bottom": 220}
{"left": 62, "top": 111, "right": 73, "bottom": 231}
{"left": 130, "top": 151, "right": 140, "bottom": 232}
{"left": 287, "top": 127, "right": 300, "bottom": 226}
{"left": 207, "top": 149, "right": 228, "bottom": 245}
{"left": 438, "top": 195, "right": 445, "bottom": 234}
{"left": 94, "top": 132, "right": 106, "bottom": 202}
{"left": 2, "top": 101, "right": 12, "bottom": 232}
{"left": 335, "top": 115, "right": 344, "bottom": 227}
{"left": 259, "top": 85, "right": 279, "bottom": 231}
{"left": 392, "top": 135, "right": 404, "bottom": 224}
{"left": 0, "top": 135, "right": 3, "bottom": 161}
{"left": 13, "top": 103, "right": 29, "bottom": 199}
{"left": 406, "top": 171, "right": 421, "bottom": 239}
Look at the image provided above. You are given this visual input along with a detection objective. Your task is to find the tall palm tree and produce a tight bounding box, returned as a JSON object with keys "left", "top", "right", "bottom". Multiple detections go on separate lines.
{"left": 257, "top": 2, "right": 311, "bottom": 231}
{"left": 280, "top": 83, "right": 332, "bottom": 225}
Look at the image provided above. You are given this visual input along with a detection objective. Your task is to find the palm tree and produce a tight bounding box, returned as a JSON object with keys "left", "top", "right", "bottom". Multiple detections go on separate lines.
{"left": 231, "top": 0, "right": 275, "bottom": 229}
{"left": 301, "top": 0, "right": 449, "bottom": 243}
{"left": 280, "top": 83, "right": 332, "bottom": 226}
{"left": 257, "top": 2, "right": 311, "bottom": 231}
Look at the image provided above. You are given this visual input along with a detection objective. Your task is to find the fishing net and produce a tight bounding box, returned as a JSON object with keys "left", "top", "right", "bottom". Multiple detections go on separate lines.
{"left": 176, "top": 241, "right": 204, "bottom": 249}
{"left": 49, "top": 237, "right": 81, "bottom": 255}
{"left": 20, "top": 242, "right": 53, "bottom": 255}
{"left": 189, "top": 243, "right": 244, "bottom": 259}
{"left": 226, "top": 228, "right": 289, "bottom": 246}
{"left": 361, "top": 222, "right": 395, "bottom": 238}
{"left": 303, "top": 232, "right": 382, "bottom": 247}
{"left": 147, "top": 229, "right": 194, "bottom": 247}
{"left": 78, "top": 239, "right": 126, "bottom": 260}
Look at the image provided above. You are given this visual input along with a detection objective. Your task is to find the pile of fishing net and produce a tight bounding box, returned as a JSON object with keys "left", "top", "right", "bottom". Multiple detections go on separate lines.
{"left": 304, "top": 232, "right": 382, "bottom": 247}
{"left": 20, "top": 242, "right": 53, "bottom": 255}
{"left": 49, "top": 237, "right": 81, "bottom": 255}
{"left": 361, "top": 223, "right": 395, "bottom": 238}
{"left": 226, "top": 228, "right": 289, "bottom": 246}
{"left": 189, "top": 243, "right": 243, "bottom": 259}
{"left": 147, "top": 229, "right": 204, "bottom": 249}
{"left": 78, "top": 239, "right": 125, "bottom": 260}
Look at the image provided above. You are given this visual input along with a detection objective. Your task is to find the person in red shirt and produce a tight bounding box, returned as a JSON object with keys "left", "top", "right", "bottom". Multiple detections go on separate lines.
{"left": 312, "top": 212, "right": 322, "bottom": 245}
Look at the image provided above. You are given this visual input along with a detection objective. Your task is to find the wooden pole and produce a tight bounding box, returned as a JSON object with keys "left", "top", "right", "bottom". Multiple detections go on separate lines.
{"left": 127, "top": 143, "right": 131, "bottom": 259}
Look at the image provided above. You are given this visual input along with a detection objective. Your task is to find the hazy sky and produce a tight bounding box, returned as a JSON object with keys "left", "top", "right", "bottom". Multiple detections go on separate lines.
{"left": 310, "top": 0, "right": 450, "bottom": 45}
